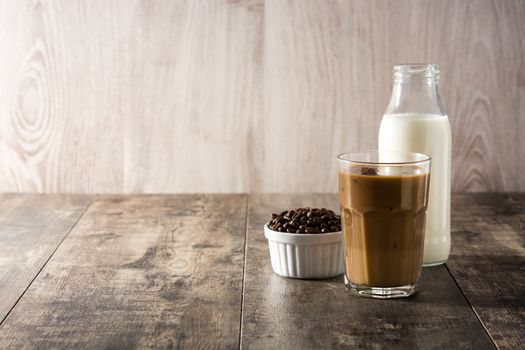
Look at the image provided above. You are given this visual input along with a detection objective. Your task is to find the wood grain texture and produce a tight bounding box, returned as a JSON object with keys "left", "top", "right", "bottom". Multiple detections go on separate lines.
{"left": 0, "top": 194, "right": 247, "bottom": 349}
{"left": 0, "top": 194, "right": 91, "bottom": 323}
{"left": 241, "top": 193, "right": 495, "bottom": 349}
{"left": 0, "top": 0, "right": 524, "bottom": 193}
{"left": 0, "top": 1, "right": 127, "bottom": 192}
{"left": 122, "top": 0, "right": 264, "bottom": 193}
{"left": 446, "top": 193, "right": 525, "bottom": 350}
{"left": 264, "top": 0, "right": 525, "bottom": 192}
{"left": 0, "top": 0, "right": 263, "bottom": 193}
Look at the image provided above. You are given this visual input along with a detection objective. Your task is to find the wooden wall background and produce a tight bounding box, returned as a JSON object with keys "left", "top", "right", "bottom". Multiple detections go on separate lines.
{"left": 0, "top": 0, "right": 523, "bottom": 193}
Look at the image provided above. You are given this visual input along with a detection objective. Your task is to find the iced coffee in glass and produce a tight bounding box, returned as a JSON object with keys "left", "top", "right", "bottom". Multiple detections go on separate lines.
{"left": 337, "top": 151, "right": 431, "bottom": 298}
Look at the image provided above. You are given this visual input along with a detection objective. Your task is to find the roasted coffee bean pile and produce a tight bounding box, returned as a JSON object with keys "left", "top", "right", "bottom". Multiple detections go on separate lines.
{"left": 268, "top": 208, "right": 341, "bottom": 233}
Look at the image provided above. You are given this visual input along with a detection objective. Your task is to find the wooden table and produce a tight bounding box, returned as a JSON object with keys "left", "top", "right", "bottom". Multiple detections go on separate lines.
{"left": 0, "top": 193, "right": 523, "bottom": 349}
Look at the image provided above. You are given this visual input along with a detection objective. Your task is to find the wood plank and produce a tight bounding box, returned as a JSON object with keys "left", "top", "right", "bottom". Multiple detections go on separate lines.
{"left": 0, "top": 0, "right": 263, "bottom": 193}
{"left": 0, "top": 1, "right": 524, "bottom": 193}
{"left": 0, "top": 194, "right": 91, "bottom": 323}
{"left": 242, "top": 193, "right": 495, "bottom": 349}
{"left": 263, "top": 0, "right": 525, "bottom": 193}
{"left": 121, "top": 0, "right": 264, "bottom": 193}
{"left": 0, "top": 194, "right": 247, "bottom": 349}
{"left": 446, "top": 193, "right": 525, "bottom": 349}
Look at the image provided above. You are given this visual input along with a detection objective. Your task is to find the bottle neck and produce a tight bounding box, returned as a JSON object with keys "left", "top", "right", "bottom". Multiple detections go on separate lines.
{"left": 385, "top": 64, "right": 447, "bottom": 116}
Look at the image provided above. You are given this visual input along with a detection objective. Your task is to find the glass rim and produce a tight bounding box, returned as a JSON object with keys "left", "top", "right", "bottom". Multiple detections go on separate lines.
{"left": 337, "top": 150, "right": 431, "bottom": 165}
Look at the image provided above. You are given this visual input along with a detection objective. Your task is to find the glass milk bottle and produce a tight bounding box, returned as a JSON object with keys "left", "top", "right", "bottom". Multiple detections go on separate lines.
{"left": 378, "top": 64, "right": 452, "bottom": 266}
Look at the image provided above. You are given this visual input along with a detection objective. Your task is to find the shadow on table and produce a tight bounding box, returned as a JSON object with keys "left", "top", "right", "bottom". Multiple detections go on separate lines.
{"left": 267, "top": 268, "right": 473, "bottom": 307}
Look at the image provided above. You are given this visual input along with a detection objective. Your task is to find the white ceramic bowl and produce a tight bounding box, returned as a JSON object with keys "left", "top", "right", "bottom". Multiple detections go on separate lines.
{"left": 264, "top": 223, "right": 344, "bottom": 279}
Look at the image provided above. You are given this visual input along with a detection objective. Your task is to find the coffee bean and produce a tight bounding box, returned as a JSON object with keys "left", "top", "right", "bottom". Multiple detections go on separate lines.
{"left": 268, "top": 207, "right": 341, "bottom": 234}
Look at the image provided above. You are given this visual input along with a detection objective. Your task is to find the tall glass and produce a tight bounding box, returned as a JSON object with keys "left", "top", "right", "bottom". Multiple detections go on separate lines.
{"left": 338, "top": 151, "right": 431, "bottom": 298}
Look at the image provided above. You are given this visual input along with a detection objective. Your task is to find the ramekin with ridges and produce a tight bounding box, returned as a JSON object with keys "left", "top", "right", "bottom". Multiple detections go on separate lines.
{"left": 264, "top": 224, "right": 344, "bottom": 279}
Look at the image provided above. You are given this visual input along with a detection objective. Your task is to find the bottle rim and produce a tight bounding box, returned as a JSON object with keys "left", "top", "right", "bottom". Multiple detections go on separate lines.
{"left": 393, "top": 63, "right": 439, "bottom": 79}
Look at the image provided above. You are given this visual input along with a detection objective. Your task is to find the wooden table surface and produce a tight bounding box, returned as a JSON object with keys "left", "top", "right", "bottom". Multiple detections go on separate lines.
{"left": 0, "top": 193, "right": 523, "bottom": 349}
